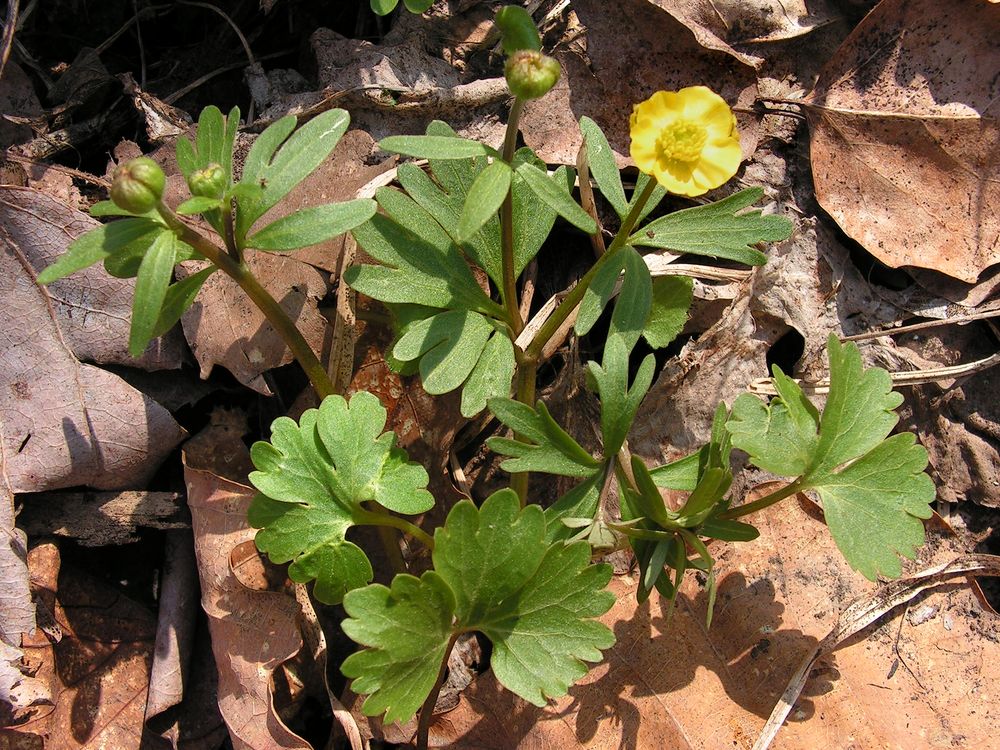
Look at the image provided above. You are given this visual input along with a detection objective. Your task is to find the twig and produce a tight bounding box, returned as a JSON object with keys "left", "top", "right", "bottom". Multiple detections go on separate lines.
{"left": 0, "top": 0, "right": 18, "bottom": 80}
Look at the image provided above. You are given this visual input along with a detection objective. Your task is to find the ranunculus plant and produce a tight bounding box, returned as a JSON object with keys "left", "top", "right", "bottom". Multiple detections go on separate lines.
{"left": 38, "top": 6, "right": 936, "bottom": 749}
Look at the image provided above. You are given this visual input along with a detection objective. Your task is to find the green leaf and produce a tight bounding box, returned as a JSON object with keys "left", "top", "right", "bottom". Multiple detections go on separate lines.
{"left": 456, "top": 160, "right": 511, "bottom": 243}
{"left": 461, "top": 331, "right": 515, "bottom": 418}
{"left": 129, "top": 231, "right": 178, "bottom": 356}
{"left": 544, "top": 473, "right": 603, "bottom": 543}
{"left": 727, "top": 335, "right": 935, "bottom": 579}
{"left": 341, "top": 491, "right": 615, "bottom": 721}
{"left": 393, "top": 309, "right": 494, "bottom": 395}
{"left": 341, "top": 571, "right": 455, "bottom": 723}
{"left": 487, "top": 399, "right": 601, "bottom": 478}
{"left": 176, "top": 196, "right": 224, "bottom": 215}
{"left": 495, "top": 5, "right": 542, "bottom": 53}
{"left": 576, "top": 248, "right": 626, "bottom": 337}
{"left": 514, "top": 161, "right": 597, "bottom": 234}
{"left": 644, "top": 275, "right": 692, "bottom": 349}
{"left": 396, "top": 142, "right": 557, "bottom": 290}
{"left": 579, "top": 116, "right": 627, "bottom": 218}
{"left": 630, "top": 188, "right": 792, "bottom": 266}
{"left": 247, "top": 199, "right": 377, "bottom": 250}
{"left": 249, "top": 392, "right": 433, "bottom": 604}
{"left": 346, "top": 212, "right": 500, "bottom": 316}
{"left": 609, "top": 247, "right": 652, "bottom": 353}
{"left": 236, "top": 109, "right": 350, "bottom": 238}
{"left": 586, "top": 335, "right": 655, "bottom": 457}
{"left": 370, "top": 0, "right": 399, "bottom": 15}
{"left": 629, "top": 172, "right": 667, "bottom": 223}
{"left": 378, "top": 135, "right": 493, "bottom": 160}
{"left": 151, "top": 266, "right": 216, "bottom": 338}
{"left": 402, "top": 0, "right": 433, "bottom": 12}
{"left": 699, "top": 518, "right": 759, "bottom": 542}
{"left": 195, "top": 106, "right": 225, "bottom": 172}
{"left": 37, "top": 218, "right": 164, "bottom": 284}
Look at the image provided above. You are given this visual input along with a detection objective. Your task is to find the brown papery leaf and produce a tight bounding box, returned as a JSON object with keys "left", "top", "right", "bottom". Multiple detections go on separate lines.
{"left": 11, "top": 543, "right": 155, "bottom": 749}
{"left": 0, "top": 185, "right": 187, "bottom": 371}
{"left": 647, "top": 0, "right": 839, "bottom": 47}
{"left": 182, "top": 425, "right": 312, "bottom": 750}
{"left": 804, "top": 0, "right": 1000, "bottom": 284}
{"left": 520, "top": 0, "right": 759, "bottom": 167}
{"left": 0, "top": 235, "right": 186, "bottom": 493}
{"left": 178, "top": 250, "right": 329, "bottom": 395}
{"left": 430, "top": 495, "right": 998, "bottom": 749}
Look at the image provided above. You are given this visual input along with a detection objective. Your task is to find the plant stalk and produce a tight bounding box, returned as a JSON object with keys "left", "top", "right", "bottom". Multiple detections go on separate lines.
{"left": 524, "top": 177, "right": 658, "bottom": 361}
{"left": 718, "top": 480, "right": 805, "bottom": 520}
{"left": 357, "top": 510, "right": 435, "bottom": 551}
{"left": 416, "top": 632, "right": 461, "bottom": 750}
{"left": 155, "top": 202, "right": 336, "bottom": 400}
{"left": 500, "top": 97, "right": 526, "bottom": 333}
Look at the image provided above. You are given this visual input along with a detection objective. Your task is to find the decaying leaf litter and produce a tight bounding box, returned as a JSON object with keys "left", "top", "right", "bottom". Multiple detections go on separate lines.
{"left": 1, "top": 0, "right": 998, "bottom": 748}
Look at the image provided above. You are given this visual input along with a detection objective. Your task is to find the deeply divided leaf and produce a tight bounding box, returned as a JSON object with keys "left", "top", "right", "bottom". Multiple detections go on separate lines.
{"left": 487, "top": 399, "right": 601, "bottom": 477}
{"left": 726, "top": 335, "right": 935, "bottom": 579}
{"left": 630, "top": 188, "right": 792, "bottom": 265}
{"left": 248, "top": 392, "right": 433, "bottom": 604}
{"left": 341, "top": 492, "right": 615, "bottom": 722}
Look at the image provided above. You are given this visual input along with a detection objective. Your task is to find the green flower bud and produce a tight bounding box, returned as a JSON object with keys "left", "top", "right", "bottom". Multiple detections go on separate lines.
{"left": 495, "top": 5, "right": 541, "bottom": 54}
{"left": 504, "top": 50, "right": 560, "bottom": 101}
{"left": 110, "top": 157, "right": 165, "bottom": 214}
{"left": 188, "top": 163, "right": 227, "bottom": 199}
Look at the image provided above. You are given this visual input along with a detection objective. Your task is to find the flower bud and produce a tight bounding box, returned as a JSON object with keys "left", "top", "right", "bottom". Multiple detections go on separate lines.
{"left": 110, "top": 157, "right": 165, "bottom": 214}
{"left": 504, "top": 50, "right": 560, "bottom": 101}
{"left": 188, "top": 163, "right": 227, "bottom": 199}
{"left": 495, "top": 5, "right": 541, "bottom": 54}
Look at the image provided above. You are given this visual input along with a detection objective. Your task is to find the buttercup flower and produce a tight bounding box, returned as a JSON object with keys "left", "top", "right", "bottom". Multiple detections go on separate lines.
{"left": 629, "top": 86, "right": 741, "bottom": 197}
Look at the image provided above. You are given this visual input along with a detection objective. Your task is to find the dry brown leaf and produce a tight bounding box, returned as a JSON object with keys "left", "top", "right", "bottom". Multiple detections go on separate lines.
{"left": 0, "top": 234, "right": 186, "bottom": 493}
{"left": 178, "top": 250, "right": 330, "bottom": 395}
{"left": 183, "top": 421, "right": 312, "bottom": 750}
{"left": 0, "top": 62, "right": 43, "bottom": 148}
{"left": 804, "top": 0, "right": 1000, "bottom": 284}
{"left": 428, "top": 497, "right": 998, "bottom": 749}
{"left": 648, "top": 0, "right": 838, "bottom": 47}
{"left": 0, "top": 185, "right": 187, "bottom": 370}
{"left": 520, "top": 0, "right": 759, "bottom": 166}
{"left": 9, "top": 542, "right": 155, "bottom": 749}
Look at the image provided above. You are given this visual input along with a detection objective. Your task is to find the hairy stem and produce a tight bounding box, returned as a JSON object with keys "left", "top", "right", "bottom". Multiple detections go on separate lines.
{"left": 356, "top": 509, "right": 435, "bottom": 551}
{"left": 416, "top": 632, "right": 461, "bottom": 750}
{"left": 155, "top": 201, "right": 336, "bottom": 400}
{"left": 718, "top": 480, "right": 805, "bottom": 520}
{"left": 500, "top": 97, "right": 525, "bottom": 333}
{"left": 509, "top": 351, "right": 537, "bottom": 506}
{"left": 524, "top": 177, "right": 658, "bottom": 362}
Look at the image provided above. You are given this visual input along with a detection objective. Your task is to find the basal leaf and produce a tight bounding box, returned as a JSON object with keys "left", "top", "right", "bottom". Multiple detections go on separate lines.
{"left": 248, "top": 392, "right": 433, "bottom": 604}
{"left": 726, "top": 335, "right": 935, "bottom": 579}
{"left": 630, "top": 188, "right": 792, "bottom": 266}
{"left": 341, "top": 571, "right": 455, "bottom": 723}
{"left": 246, "top": 199, "right": 377, "bottom": 250}
{"left": 487, "top": 399, "right": 601, "bottom": 478}
{"left": 340, "top": 492, "right": 615, "bottom": 722}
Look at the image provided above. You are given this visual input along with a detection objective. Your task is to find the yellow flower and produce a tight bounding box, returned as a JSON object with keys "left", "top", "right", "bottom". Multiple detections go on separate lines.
{"left": 629, "top": 86, "right": 741, "bottom": 197}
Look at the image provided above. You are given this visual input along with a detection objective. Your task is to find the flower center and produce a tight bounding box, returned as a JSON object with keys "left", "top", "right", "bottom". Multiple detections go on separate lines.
{"left": 656, "top": 121, "right": 708, "bottom": 164}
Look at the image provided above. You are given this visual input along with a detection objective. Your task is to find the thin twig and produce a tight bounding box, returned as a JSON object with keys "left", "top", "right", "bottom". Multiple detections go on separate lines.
{"left": 0, "top": 0, "right": 19, "bottom": 80}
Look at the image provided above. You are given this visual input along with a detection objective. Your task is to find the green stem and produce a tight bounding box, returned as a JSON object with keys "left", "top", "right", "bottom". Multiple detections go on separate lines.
{"left": 509, "top": 352, "right": 537, "bottom": 506}
{"left": 500, "top": 97, "right": 525, "bottom": 333}
{"left": 356, "top": 510, "right": 435, "bottom": 551}
{"left": 718, "top": 480, "right": 805, "bottom": 520}
{"left": 416, "top": 631, "right": 461, "bottom": 750}
{"left": 524, "top": 177, "right": 658, "bottom": 362}
{"left": 155, "top": 201, "right": 336, "bottom": 400}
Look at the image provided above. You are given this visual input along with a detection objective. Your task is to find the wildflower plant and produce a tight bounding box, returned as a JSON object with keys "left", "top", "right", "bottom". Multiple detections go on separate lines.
{"left": 38, "top": 6, "right": 936, "bottom": 747}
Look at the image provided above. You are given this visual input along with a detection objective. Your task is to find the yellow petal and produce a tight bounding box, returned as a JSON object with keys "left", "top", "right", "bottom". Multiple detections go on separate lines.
{"left": 654, "top": 160, "right": 700, "bottom": 196}
{"left": 692, "top": 141, "right": 743, "bottom": 190}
